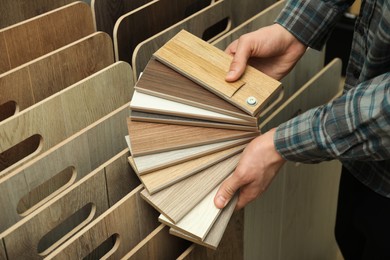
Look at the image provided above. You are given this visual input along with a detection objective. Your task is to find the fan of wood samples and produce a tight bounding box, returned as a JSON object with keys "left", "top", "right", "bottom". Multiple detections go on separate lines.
{"left": 126, "top": 30, "right": 282, "bottom": 249}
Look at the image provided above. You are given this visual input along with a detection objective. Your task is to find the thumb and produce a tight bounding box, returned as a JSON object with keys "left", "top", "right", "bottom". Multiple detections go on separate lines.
{"left": 214, "top": 174, "right": 242, "bottom": 209}
{"left": 225, "top": 39, "right": 251, "bottom": 82}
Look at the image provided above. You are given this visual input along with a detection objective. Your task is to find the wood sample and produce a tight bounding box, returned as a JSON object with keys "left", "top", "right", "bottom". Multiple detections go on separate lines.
{"left": 127, "top": 120, "right": 258, "bottom": 156}
{"left": 0, "top": 62, "right": 133, "bottom": 177}
{"left": 135, "top": 145, "right": 246, "bottom": 194}
{"left": 153, "top": 30, "right": 282, "bottom": 116}
{"left": 121, "top": 224, "right": 190, "bottom": 260}
{"left": 0, "top": 0, "right": 77, "bottom": 29}
{"left": 45, "top": 185, "right": 160, "bottom": 259}
{"left": 131, "top": 90, "right": 253, "bottom": 126}
{"left": 0, "top": 32, "right": 114, "bottom": 121}
{"left": 135, "top": 59, "right": 255, "bottom": 123}
{"left": 0, "top": 105, "right": 129, "bottom": 233}
{"left": 131, "top": 137, "right": 253, "bottom": 174}
{"left": 140, "top": 154, "right": 240, "bottom": 223}
{"left": 0, "top": 2, "right": 95, "bottom": 74}
{"left": 113, "top": 0, "right": 211, "bottom": 63}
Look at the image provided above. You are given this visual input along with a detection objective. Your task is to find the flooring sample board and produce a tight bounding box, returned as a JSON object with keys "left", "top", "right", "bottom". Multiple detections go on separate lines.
{"left": 0, "top": 32, "right": 114, "bottom": 121}
{"left": 45, "top": 185, "right": 160, "bottom": 259}
{"left": 140, "top": 154, "right": 240, "bottom": 223}
{"left": 0, "top": 62, "right": 133, "bottom": 177}
{"left": 0, "top": 2, "right": 95, "bottom": 74}
{"left": 136, "top": 145, "right": 246, "bottom": 194}
{"left": 153, "top": 30, "right": 282, "bottom": 116}
{"left": 91, "top": 0, "right": 153, "bottom": 38}
{"left": 131, "top": 137, "right": 253, "bottom": 174}
{"left": 127, "top": 120, "right": 259, "bottom": 156}
{"left": 0, "top": 105, "right": 129, "bottom": 233}
{"left": 121, "top": 224, "right": 190, "bottom": 260}
{"left": 135, "top": 59, "right": 255, "bottom": 123}
{"left": 131, "top": 90, "right": 252, "bottom": 126}
{"left": 0, "top": 0, "right": 77, "bottom": 29}
{"left": 113, "top": 0, "right": 211, "bottom": 63}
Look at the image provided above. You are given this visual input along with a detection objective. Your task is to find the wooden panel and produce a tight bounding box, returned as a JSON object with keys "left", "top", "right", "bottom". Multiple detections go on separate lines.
{"left": 154, "top": 30, "right": 282, "bottom": 116}
{"left": 0, "top": 241, "right": 6, "bottom": 260}
{"left": 137, "top": 145, "right": 246, "bottom": 194}
{"left": 122, "top": 224, "right": 190, "bottom": 260}
{"left": 0, "top": 62, "right": 133, "bottom": 177}
{"left": 0, "top": 105, "right": 129, "bottom": 233}
{"left": 0, "top": 32, "right": 114, "bottom": 118}
{"left": 127, "top": 120, "right": 258, "bottom": 156}
{"left": 0, "top": 2, "right": 95, "bottom": 74}
{"left": 140, "top": 154, "right": 240, "bottom": 223}
{"left": 132, "top": 137, "right": 253, "bottom": 174}
{"left": 113, "top": 0, "right": 211, "bottom": 63}
{"left": 135, "top": 59, "right": 254, "bottom": 122}
{"left": 45, "top": 185, "right": 160, "bottom": 259}
{"left": 0, "top": 0, "right": 77, "bottom": 29}
{"left": 91, "top": 0, "right": 153, "bottom": 38}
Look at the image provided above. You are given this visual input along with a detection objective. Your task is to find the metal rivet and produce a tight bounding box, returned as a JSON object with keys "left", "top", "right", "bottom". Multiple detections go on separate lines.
{"left": 246, "top": 96, "right": 257, "bottom": 106}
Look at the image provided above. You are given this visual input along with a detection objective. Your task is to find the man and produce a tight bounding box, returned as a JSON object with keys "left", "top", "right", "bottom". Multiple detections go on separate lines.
{"left": 214, "top": 0, "right": 390, "bottom": 259}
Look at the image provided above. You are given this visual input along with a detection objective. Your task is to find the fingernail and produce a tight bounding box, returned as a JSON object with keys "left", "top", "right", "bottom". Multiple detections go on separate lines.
{"left": 226, "top": 71, "right": 235, "bottom": 78}
{"left": 216, "top": 195, "right": 227, "bottom": 208}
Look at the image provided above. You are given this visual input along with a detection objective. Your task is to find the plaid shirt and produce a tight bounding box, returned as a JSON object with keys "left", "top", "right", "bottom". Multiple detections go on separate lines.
{"left": 274, "top": 0, "right": 390, "bottom": 198}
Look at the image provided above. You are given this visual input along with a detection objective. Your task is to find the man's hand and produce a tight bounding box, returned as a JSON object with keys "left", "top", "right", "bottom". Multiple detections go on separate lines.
{"left": 214, "top": 129, "right": 286, "bottom": 210}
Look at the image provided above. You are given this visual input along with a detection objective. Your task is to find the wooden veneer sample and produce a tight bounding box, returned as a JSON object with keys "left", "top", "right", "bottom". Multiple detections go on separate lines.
{"left": 153, "top": 30, "right": 282, "bottom": 116}
{"left": 0, "top": 2, "right": 94, "bottom": 74}
{"left": 135, "top": 59, "right": 255, "bottom": 123}
{"left": 127, "top": 120, "right": 259, "bottom": 156}
{"left": 140, "top": 154, "right": 240, "bottom": 223}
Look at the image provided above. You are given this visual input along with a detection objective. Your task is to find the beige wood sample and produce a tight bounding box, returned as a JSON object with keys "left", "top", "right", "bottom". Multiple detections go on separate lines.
{"left": 121, "top": 224, "right": 190, "bottom": 260}
{"left": 153, "top": 30, "right": 282, "bottom": 116}
{"left": 140, "top": 154, "right": 240, "bottom": 223}
{"left": 132, "top": 137, "right": 253, "bottom": 174}
{"left": 0, "top": 62, "right": 133, "bottom": 177}
{"left": 0, "top": 0, "right": 77, "bottom": 29}
{"left": 127, "top": 120, "right": 258, "bottom": 156}
{"left": 0, "top": 32, "right": 114, "bottom": 121}
{"left": 136, "top": 145, "right": 246, "bottom": 194}
{"left": 0, "top": 105, "right": 129, "bottom": 233}
{"left": 0, "top": 2, "right": 94, "bottom": 74}
{"left": 45, "top": 185, "right": 160, "bottom": 259}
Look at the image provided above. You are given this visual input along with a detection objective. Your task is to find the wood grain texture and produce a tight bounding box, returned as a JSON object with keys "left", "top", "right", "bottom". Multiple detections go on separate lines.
{"left": 136, "top": 145, "right": 246, "bottom": 194}
{"left": 0, "top": 32, "right": 114, "bottom": 120}
{"left": 0, "top": 241, "right": 6, "bottom": 260}
{"left": 135, "top": 59, "right": 255, "bottom": 123}
{"left": 140, "top": 154, "right": 240, "bottom": 223}
{"left": 113, "top": 0, "right": 211, "bottom": 63}
{"left": 0, "top": 0, "right": 78, "bottom": 29}
{"left": 0, "top": 62, "right": 133, "bottom": 177}
{"left": 0, "top": 2, "right": 95, "bottom": 74}
{"left": 121, "top": 224, "right": 190, "bottom": 260}
{"left": 131, "top": 90, "right": 253, "bottom": 126}
{"left": 127, "top": 119, "right": 258, "bottom": 156}
{"left": 1, "top": 169, "right": 109, "bottom": 259}
{"left": 132, "top": 137, "right": 253, "bottom": 174}
{"left": 45, "top": 185, "right": 160, "bottom": 259}
{"left": 91, "top": 0, "right": 153, "bottom": 38}
{"left": 0, "top": 105, "right": 129, "bottom": 233}
{"left": 153, "top": 30, "right": 282, "bottom": 116}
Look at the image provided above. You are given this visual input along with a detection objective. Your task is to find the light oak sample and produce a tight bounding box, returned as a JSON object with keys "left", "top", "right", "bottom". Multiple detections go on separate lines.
{"left": 45, "top": 185, "right": 160, "bottom": 259}
{"left": 0, "top": 105, "right": 130, "bottom": 233}
{"left": 135, "top": 145, "right": 246, "bottom": 194}
{"left": 153, "top": 30, "right": 282, "bottom": 116}
{"left": 0, "top": 0, "right": 77, "bottom": 29}
{"left": 131, "top": 137, "right": 253, "bottom": 174}
{"left": 140, "top": 154, "right": 240, "bottom": 223}
{"left": 127, "top": 120, "right": 259, "bottom": 156}
{"left": 0, "top": 32, "right": 114, "bottom": 121}
{"left": 135, "top": 59, "right": 255, "bottom": 123}
{"left": 122, "top": 224, "right": 190, "bottom": 260}
{"left": 0, "top": 62, "right": 133, "bottom": 177}
{"left": 113, "top": 0, "right": 212, "bottom": 63}
{"left": 0, "top": 2, "right": 94, "bottom": 74}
